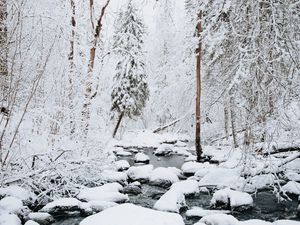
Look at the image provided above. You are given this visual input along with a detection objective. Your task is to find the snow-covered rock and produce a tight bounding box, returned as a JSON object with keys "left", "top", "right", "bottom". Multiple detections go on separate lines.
{"left": 24, "top": 221, "right": 40, "bottom": 225}
{"left": 199, "top": 213, "right": 239, "bottom": 225}
{"left": 0, "top": 213, "right": 21, "bottom": 225}
{"left": 248, "top": 174, "right": 276, "bottom": 190}
{"left": 239, "top": 219, "right": 272, "bottom": 225}
{"left": 134, "top": 152, "right": 150, "bottom": 164}
{"left": 27, "top": 212, "right": 54, "bottom": 224}
{"left": 154, "top": 180, "right": 199, "bottom": 213}
{"left": 40, "top": 198, "right": 82, "bottom": 214}
{"left": 0, "top": 196, "right": 23, "bottom": 214}
{"left": 100, "top": 170, "right": 128, "bottom": 184}
{"left": 286, "top": 172, "right": 300, "bottom": 182}
{"left": 175, "top": 141, "right": 187, "bottom": 147}
{"left": 79, "top": 203, "right": 185, "bottom": 225}
{"left": 181, "top": 162, "right": 216, "bottom": 176}
{"left": 186, "top": 207, "right": 230, "bottom": 218}
{"left": 211, "top": 188, "right": 253, "bottom": 210}
{"left": 126, "top": 165, "right": 153, "bottom": 182}
{"left": 116, "top": 151, "right": 132, "bottom": 157}
{"left": 115, "top": 160, "right": 130, "bottom": 171}
{"left": 149, "top": 167, "right": 179, "bottom": 188}
{"left": 121, "top": 185, "right": 142, "bottom": 195}
{"left": 199, "top": 168, "right": 245, "bottom": 190}
{"left": 79, "top": 201, "right": 118, "bottom": 214}
{"left": 282, "top": 181, "right": 300, "bottom": 195}
{"left": 77, "top": 183, "right": 128, "bottom": 203}
{"left": 0, "top": 186, "right": 35, "bottom": 202}
{"left": 185, "top": 155, "right": 197, "bottom": 162}
{"left": 272, "top": 220, "right": 300, "bottom": 225}
{"left": 154, "top": 144, "right": 173, "bottom": 156}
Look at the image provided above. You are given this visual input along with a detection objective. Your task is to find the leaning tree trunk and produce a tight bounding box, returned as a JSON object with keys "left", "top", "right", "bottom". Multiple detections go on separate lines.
{"left": 195, "top": 11, "right": 203, "bottom": 162}
{"left": 113, "top": 112, "right": 124, "bottom": 138}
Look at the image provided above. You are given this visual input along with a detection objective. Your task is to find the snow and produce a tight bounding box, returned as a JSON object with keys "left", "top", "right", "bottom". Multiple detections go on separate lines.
{"left": 126, "top": 165, "right": 153, "bottom": 182}
{"left": 185, "top": 155, "right": 197, "bottom": 162}
{"left": 77, "top": 183, "right": 128, "bottom": 203}
{"left": 154, "top": 144, "right": 173, "bottom": 156}
{"left": 115, "top": 160, "right": 130, "bottom": 171}
{"left": 272, "top": 220, "right": 300, "bottom": 225}
{"left": 27, "top": 212, "right": 54, "bottom": 224}
{"left": 0, "top": 213, "right": 21, "bottom": 225}
{"left": 79, "top": 203, "right": 185, "bottom": 225}
{"left": 248, "top": 174, "right": 276, "bottom": 190}
{"left": 41, "top": 198, "right": 81, "bottom": 213}
{"left": 282, "top": 181, "right": 300, "bottom": 195}
{"left": 116, "top": 151, "right": 132, "bottom": 157}
{"left": 239, "top": 220, "right": 272, "bottom": 225}
{"left": 211, "top": 188, "right": 253, "bottom": 208}
{"left": 286, "top": 172, "right": 300, "bottom": 182}
{"left": 149, "top": 167, "right": 179, "bottom": 186}
{"left": 199, "top": 168, "right": 245, "bottom": 190}
{"left": 186, "top": 207, "right": 230, "bottom": 218}
{"left": 80, "top": 201, "right": 118, "bottom": 213}
{"left": 100, "top": 170, "right": 128, "bottom": 184}
{"left": 199, "top": 213, "right": 239, "bottom": 225}
{"left": 0, "top": 196, "right": 23, "bottom": 214}
{"left": 134, "top": 152, "right": 150, "bottom": 163}
{"left": 154, "top": 180, "right": 199, "bottom": 213}
{"left": 24, "top": 221, "right": 40, "bottom": 225}
{"left": 175, "top": 141, "right": 187, "bottom": 147}
{"left": 202, "top": 146, "right": 232, "bottom": 163}
{"left": 0, "top": 186, "right": 35, "bottom": 201}
{"left": 181, "top": 161, "right": 216, "bottom": 175}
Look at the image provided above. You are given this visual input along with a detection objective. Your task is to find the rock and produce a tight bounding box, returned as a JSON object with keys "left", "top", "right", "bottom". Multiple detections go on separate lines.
{"left": 282, "top": 181, "right": 300, "bottom": 195}
{"left": 77, "top": 183, "right": 128, "bottom": 203}
{"left": 0, "top": 186, "right": 36, "bottom": 202}
{"left": 130, "top": 181, "right": 141, "bottom": 187}
{"left": 40, "top": 198, "right": 82, "bottom": 214}
{"left": 199, "top": 213, "right": 239, "bottom": 225}
{"left": 186, "top": 207, "right": 230, "bottom": 218}
{"left": 116, "top": 151, "right": 132, "bottom": 157}
{"left": 115, "top": 160, "right": 130, "bottom": 171}
{"left": 211, "top": 188, "right": 253, "bottom": 211}
{"left": 25, "top": 220, "right": 40, "bottom": 225}
{"left": 0, "top": 213, "right": 21, "bottom": 225}
{"left": 297, "top": 204, "right": 300, "bottom": 217}
{"left": 100, "top": 170, "right": 128, "bottom": 185}
{"left": 149, "top": 167, "right": 179, "bottom": 188}
{"left": 27, "top": 212, "right": 54, "bottom": 225}
{"left": 121, "top": 185, "right": 142, "bottom": 195}
{"left": 154, "top": 145, "right": 173, "bottom": 156}
{"left": 79, "top": 203, "right": 185, "bottom": 225}
{"left": 127, "top": 165, "right": 154, "bottom": 183}
{"left": 134, "top": 153, "right": 150, "bottom": 164}
{"left": 0, "top": 196, "right": 24, "bottom": 214}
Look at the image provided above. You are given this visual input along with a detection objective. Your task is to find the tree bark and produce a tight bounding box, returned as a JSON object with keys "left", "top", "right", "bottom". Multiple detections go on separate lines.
{"left": 113, "top": 112, "right": 124, "bottom": 138}
{"left": 224, "top": 104, "right": 229, "bottom": 140}
{"left": 195, "top": 11, "right": 203, "bottom": 162}
{"left": 229, "top": 96, "right": 238, "bottom": 148}
{"left": 0, "top": 0, "right": 7, "bottom": 104}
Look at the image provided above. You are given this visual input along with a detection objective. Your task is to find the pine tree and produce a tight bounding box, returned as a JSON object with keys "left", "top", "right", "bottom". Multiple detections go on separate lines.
{"left": 111, "top": 0, "right": 149, "bottom": 138}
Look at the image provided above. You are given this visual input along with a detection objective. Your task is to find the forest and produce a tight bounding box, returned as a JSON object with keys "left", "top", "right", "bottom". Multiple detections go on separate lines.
{"left": 0, "top": 0, "right": 300, "bottom": 225}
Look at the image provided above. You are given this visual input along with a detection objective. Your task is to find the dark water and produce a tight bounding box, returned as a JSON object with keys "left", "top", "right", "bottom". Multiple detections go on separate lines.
{"left": 117, "top": 147, "right": 186, "bottom": 168}
{"left": 52, "top": 147, "right": 300, "bottom": 225}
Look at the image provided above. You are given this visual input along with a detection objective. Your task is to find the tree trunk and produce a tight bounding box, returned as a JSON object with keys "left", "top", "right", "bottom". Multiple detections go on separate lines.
{"left": 195, "top": 11, "right": 203, "bottom": 162}
{"left": 229, "top": 96, "right": 238, "bottom": 148}
{"left": 68, "top": 0, "right": 76, "bottom": 136}
{"left": 224, "top": 104, "right": 229, "bottom": 140}
{"left": 82, "top": 0, "right": 111, "bottom": 137}
{"left": 113, "top": 112, "right": 124, "bottom": 138}
{"left": 0, "top": 0, "right": 7, "bottom": 105}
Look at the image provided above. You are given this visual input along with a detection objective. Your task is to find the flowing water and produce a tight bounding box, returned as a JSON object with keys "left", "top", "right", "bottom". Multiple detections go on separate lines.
{"left": 52, "top": 147, "right": 300, "bottom": 225}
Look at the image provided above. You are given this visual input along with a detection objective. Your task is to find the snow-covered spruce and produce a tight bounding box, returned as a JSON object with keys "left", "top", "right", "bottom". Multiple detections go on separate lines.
{"left": 79, "top": 203, "right": 184, "bottom": 225}
{"left": 111, "top": 0, "right": 149, "bottom": 138}
{"left": 210, "top": 188, "right": 253, "bottom": 210}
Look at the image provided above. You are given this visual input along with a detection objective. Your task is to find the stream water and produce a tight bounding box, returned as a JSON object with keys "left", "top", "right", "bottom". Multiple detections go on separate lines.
{"left": 52, "top": 147, "right": 299, "bottom": 225}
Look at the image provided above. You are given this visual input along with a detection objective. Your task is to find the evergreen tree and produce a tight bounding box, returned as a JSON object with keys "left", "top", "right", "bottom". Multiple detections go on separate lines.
{"left": 111, "top": 0, "right": 149, "bottom": 137}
